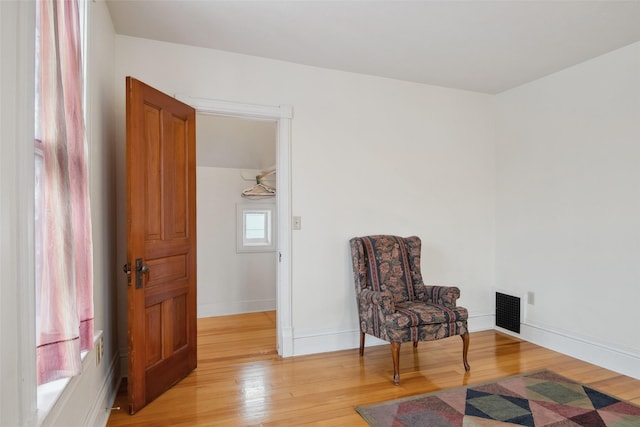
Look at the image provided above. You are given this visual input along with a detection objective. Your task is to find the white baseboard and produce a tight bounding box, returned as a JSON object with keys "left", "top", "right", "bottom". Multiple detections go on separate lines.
{"left": 292, "top": 327, "right": 386, "bottom": 357}
{"left": 84, "top": 352, "right": 121, "bottom": 427}
{"left": 468, "top": 312, "right": 495, "bottom": 332}
{"left": 291, "top": 313, "right": 496, "bottom": 357}
{"left": 290, "top": 313, "right": 640, "bottom": 381}
{"left": 475, "top": 314, "right": 640, "bottom": 380}
{"left": 197, "top": 299, "right": 276, "bottom": 318}
{"left": 510, "top": 322, "right": 640, "bottom": 380}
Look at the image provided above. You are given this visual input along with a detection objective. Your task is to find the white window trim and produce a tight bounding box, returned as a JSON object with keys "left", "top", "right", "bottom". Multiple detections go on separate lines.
{"left": 2, "top": 1, "right": 38, "bottom": 425}
{"left": 237, "top": 203, "right": 276, "bottom": 253}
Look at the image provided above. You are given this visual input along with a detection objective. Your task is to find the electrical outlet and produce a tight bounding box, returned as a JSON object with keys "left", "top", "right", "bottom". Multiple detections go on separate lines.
{"left": 527, "top": 291, "right": 535, "bottom": 305}
{"left": 96, "top": 335, "right": 104, "bottom": 366}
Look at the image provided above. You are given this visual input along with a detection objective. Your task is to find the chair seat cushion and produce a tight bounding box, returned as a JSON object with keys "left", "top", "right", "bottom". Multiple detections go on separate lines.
{"left": 385, "top": 301, "right": 468, "bottom": 329}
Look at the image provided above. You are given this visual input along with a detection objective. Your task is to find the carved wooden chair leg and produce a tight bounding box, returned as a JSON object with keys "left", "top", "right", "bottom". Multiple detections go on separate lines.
{"left": 359, "top": 332, "right": 365, "bottom": 356}
{"left": 391, "top": 341, "right": 401, "bottom": 385}
{"left": 461, "top": 332, "right": 470, "bottom": 372}
{"left": 412, "top": 341, "right": 418, "bottom": 348}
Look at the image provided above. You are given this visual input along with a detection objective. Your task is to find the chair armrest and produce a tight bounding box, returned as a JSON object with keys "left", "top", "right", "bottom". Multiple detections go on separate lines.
{"left": 414, "top": 284, "right": 461, "bottom": 309}
{"left": 359, "top": 288, "right": 395, "bottom": 315}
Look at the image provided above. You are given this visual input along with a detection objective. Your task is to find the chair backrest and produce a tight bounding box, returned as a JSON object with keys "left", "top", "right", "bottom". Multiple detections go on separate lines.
{"left": 350, "top": 235, "right": 423, "bottom": 303}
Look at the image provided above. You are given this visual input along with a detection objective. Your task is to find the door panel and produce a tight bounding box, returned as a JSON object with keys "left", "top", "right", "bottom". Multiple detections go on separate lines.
{"left": 146, "top": 255, "right": 187, "bottom": 286}
{"left": 126, "top": 77, "right": 197, "bottom": 414}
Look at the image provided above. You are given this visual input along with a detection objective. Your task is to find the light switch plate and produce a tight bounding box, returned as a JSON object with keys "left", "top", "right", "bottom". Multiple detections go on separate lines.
{"left": 292, "top": 216, "right": 301, "bottom": 230}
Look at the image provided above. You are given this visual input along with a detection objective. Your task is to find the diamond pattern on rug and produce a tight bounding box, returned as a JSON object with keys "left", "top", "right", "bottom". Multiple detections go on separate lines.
{"left": 465, "top": 390, "right": 532, "bottom": 425}
{"left": 528, "top": 381, "right": 587, "bottom": 405}
{"left": 355, "top": 370, "right": 640, "bottom": 427}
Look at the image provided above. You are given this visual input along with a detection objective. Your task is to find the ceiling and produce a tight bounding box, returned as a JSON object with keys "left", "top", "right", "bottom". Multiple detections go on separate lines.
{"left": 106, "top": 0, "right": 640, "bottom": 94}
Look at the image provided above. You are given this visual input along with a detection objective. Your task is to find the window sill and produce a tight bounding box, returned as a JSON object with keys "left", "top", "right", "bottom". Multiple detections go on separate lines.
{"left": 37, "top": 376, "right": 72, "bottom": 423}
{"left": 36, "top": 330, "right": 102, "bottom": 425}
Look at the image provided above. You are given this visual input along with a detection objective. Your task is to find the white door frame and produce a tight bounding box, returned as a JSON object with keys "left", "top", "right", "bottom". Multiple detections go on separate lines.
{"left": 176, "top": 95, "right": 294, "bottom": 357}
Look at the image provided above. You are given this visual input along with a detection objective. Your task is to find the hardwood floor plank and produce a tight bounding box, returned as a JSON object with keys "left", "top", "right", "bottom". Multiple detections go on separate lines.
{"left": 107, "top": 312, "right": 640, "bottom": 426}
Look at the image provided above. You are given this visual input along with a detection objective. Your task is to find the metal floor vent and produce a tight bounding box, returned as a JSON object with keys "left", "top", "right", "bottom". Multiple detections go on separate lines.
{"left": 495, "top": 292, "right": 520, "bottom": 333}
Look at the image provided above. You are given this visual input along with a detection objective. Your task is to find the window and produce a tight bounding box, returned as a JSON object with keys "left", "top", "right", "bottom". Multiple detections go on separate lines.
{"left": 34, "top": 0, "right": 94, "bottom": 389}
{"left": 237, "top": 204, "right": 276, "bottom": 252}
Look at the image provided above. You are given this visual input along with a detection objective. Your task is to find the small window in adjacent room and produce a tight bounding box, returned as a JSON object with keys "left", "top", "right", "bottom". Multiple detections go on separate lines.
{"left": 237, "top": 204, "right": 276, "bottom": 252}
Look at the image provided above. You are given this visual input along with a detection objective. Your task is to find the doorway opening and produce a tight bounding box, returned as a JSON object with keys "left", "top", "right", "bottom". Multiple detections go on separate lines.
{"left": 179, "top": 95, "right": 293, "bottom": 357}
{"left": 196, "top": 113, "right": 277, "bottom": 322}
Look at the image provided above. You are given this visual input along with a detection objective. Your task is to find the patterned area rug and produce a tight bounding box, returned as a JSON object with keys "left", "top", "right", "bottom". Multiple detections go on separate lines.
{"left": 355, "top": 370, "right": 640, "bottom": 426}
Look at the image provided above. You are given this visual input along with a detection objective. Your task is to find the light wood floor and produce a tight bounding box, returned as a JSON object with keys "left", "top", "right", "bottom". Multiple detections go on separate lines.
{"left": 107, "top": 311, "right": 640, "bottom": 426}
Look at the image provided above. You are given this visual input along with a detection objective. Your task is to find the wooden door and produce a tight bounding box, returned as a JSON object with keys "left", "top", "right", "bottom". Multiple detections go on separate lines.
{"left": 125, "top": 77, "right": 197, "bottom": 414}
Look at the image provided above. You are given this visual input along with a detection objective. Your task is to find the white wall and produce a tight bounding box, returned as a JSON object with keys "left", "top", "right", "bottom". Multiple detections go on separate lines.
{"left": 197, "top": 167, "right": 277, "bottom": 317}
{"left": 495, "top": 41, "right": 640, "bottom": 378}
{"left": 114, "top": 35, "right": 497, "bottom": 357}
{"left": 1, "top": 1, "right": 119, "bottom": 425}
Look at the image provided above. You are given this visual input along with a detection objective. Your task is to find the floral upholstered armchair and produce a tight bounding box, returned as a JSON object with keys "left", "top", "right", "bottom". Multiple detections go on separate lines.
{"left": 349, "top": 235, "right": 470, "bottom": 385}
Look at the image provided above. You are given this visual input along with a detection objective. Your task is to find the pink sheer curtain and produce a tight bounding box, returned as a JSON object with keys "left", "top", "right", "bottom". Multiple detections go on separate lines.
{"left": 36, "top": 0, "right": 94, "bottom": 385}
